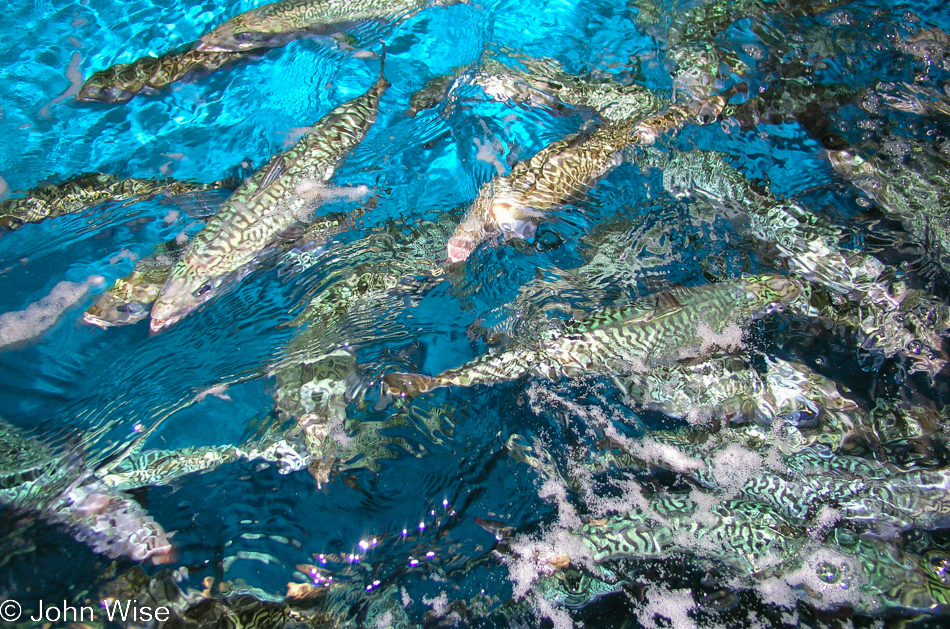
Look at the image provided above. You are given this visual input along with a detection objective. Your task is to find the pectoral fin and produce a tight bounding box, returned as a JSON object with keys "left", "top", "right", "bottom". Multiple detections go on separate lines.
{"left": 258, "top": 155, "right": 286, "bottom": 190}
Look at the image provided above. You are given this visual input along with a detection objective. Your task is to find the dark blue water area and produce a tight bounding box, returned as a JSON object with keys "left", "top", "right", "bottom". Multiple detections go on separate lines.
{"left": 2, "top": 0, "right": 950, "bottom": 626}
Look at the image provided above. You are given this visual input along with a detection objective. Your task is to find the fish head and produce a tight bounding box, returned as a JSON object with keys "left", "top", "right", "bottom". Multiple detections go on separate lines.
{"left": 197, "top": 15, "right": 297, "bottom": 52}
{"left": 0, "top": 198, "right": 44, "bottom": 231}
{"left": 83, "top": 277, "right": 161, "bottom": 328}
{"left": 447, "top": 197, "right": 495, "bottom": 263}
{"left": 743, "top": 274, "right": 802, "bottom": 317}
{"left": 493, "top": 199, "right": 538, "bottom": 241}
{"left": 149, "top": 264, "right": 224, "bottom": 333}
{"left": 75, "top": 68, "right": 138, "bottom": 103}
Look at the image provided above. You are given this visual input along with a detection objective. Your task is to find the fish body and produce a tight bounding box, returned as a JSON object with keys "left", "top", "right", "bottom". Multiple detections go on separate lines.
{"left": 447, "top": 121, "right": 635, "bottom": 262}
{"left": 0, "top": 173, "right": 229, "bottom": 232}
{"left": 150, "top": 63, "right": 388, "bottom": 332}
{"left": 410, "top": 49, "right": 663, "bottom": 122}
{"left": 86, "top": 206, "right": 359, "bottom": 329}
{"left": 197, "top": 0, "right": 437, "bottom": 52}
{"left": 383, "top": 274, "right": 801, "bottom": 396}
{"left": 829, "top": 146, "right": 950, "bottom": 273}
{"left": 78, "top": 45, "right": 248, "bottom": 103}
{"left": 0, "top": 418, "right": 173, "bottom": 564}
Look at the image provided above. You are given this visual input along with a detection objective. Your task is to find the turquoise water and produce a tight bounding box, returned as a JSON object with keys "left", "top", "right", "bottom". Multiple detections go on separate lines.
{"left": 1, "top": 0, "right": 950, "bottom": 626}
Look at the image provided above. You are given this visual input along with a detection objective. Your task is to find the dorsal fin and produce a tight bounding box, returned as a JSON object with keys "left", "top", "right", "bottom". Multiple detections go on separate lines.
{"left": 652, "top": 291, "right": 683, "bottom": 317}
{"left": 258, "top": 155, "right": 286, "bottom": 190}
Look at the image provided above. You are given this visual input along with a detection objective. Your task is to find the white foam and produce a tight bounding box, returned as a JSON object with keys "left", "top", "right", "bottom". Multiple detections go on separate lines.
{"left": 0, "top": 276, "right": 103, "bottom": 349}
{"left": 473, "top": 137, "right": 507, "bottom": 176}
{"left": 636, "top": 586, "right": 699, "bottom": 629}
{"left": 421, "top": 591, "right": 448, "bottom": 616}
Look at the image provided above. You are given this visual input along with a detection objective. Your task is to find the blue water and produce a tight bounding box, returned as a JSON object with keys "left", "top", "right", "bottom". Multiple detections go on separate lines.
{"left": 1, "top": 0, "right": 950, "bottom": 626}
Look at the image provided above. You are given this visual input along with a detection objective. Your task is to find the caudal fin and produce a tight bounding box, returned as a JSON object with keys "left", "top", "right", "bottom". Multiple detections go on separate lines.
{"left": 382, "top": 372, "right": 436, "bottom": 398}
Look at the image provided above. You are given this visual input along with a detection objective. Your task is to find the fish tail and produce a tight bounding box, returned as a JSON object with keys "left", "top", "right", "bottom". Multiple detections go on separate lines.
{"left": 383, "top": 372, "right": 437, "bottom": 398}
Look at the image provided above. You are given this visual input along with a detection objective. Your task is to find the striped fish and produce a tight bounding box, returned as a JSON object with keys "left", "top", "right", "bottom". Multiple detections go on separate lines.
{"left": 383, "top": 274, "right": 801, "bottom": 396}
{"left": 149, "top": 55, "right": 388, "bottom": 332}
{"left": 446, "top": 121, "right": 636, "bottom": 262}
{"left": 0, "top": 173, "right": 232, "bottom": 232}
{"left": 197, "top": 0, "right": 453, "bottom": 52}
{"left": 0, "top": 418, "right": 174, "bottom": 564}
{"left": 446, "top": 95, "right": 725, "bottom": 263}
{"left": 78, "top": 45, "right": 249, "bottom": 103}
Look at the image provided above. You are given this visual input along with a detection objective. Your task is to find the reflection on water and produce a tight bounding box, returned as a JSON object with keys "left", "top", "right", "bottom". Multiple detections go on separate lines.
{"left": 1, "top": 0, "right": 949, "bottom": 626}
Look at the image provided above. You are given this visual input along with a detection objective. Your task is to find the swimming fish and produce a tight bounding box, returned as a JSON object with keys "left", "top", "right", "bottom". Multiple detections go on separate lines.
{"left": 383, "top": 274, "right": 801, "bottom": 397}
{"left": 197, "top": 0, "right": 458, "bottom": 52}
{"left": 0, "top": 417, "right": 173, "bottom": 564}
{"left": 85, "top": 207, "right": 361, "bottom": 329}
{"left": 0, "top": 173, "right": 232, "bottom": 232}
{"left": 149, "top": 54, "right": 388, "bottom": 332}
{"left": 77, "top": 45, "right": 250, "bottom": 103}
{"left": 828, "top": 144, "right": 950, "bottom": 274}
{"left": 409, "top": 46, "right": 663, "bottom": 122}
{"left": 446, "top": 98, "right": 724, "bottom": 263}
{"left": 446, "top": 120, "right": 636, "bottom": 263}
{"left": 83, "top": 241, "right": 187, "bottom": 328}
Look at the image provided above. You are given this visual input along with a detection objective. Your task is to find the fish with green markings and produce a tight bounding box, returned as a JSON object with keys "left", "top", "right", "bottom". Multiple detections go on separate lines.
{"left": 409, "top": 46, "right": 663, "bottom": 123}
{"left": 546, "top": 493, "right": 950, "bottom": 614}
{"left": 85, "top": 206, "right": 363, "bottom": 329}
{"left": 828, "top": 142, "right": 950, "bottom": 275}
{"left": 383, "top": 274, "right": 801, "bottom": 397}
{"left": 82, "top": 0, "right": 463, "bottom": 100}
{"left": 197, "top": 0, "right": 460, "bottom": 52}
{"left": 78, "top": 45, "right": 250, "bottom": 103}
{"left": 446, "top": 97, "right": 726, "bottom": 263}
{"left": 638, "top": 146, "right": 950, "bottom": 376}
{"left": 0, "top": 172, "right": 232, "bottom": 233}
{"left": 84, "top": 240, "right": 189, "bottom": 328}
{"left": 149, "top": 55, "right": 388, "bottom": 332}
{"left": 0, "top": 417, "right": 173, "bottom": 564}
{"left": 446, "top": 120, "right": 637, "bottom": 263}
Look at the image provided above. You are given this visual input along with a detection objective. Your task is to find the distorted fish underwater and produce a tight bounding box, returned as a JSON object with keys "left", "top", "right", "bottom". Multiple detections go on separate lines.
{"left": 1, "top": 0, "right": 950, "bottom": 626}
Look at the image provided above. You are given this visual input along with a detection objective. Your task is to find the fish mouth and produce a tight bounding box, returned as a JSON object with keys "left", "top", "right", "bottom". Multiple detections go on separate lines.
{"left": 446, "top": 236, "right": 475, "bottom": 263}
{"left": 195, "top": 39, "right": 230, "bottom": 53}
{"left": 82, "top": 312, "right": 115, "bottom": 329}
{"left": 149, "top": 315, "right": 181, "bottom": 334}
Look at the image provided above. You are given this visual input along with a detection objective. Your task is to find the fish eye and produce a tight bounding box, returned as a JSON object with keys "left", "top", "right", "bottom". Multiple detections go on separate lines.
{"left": 193, "top": 283, "right": 213, "bottom": 297}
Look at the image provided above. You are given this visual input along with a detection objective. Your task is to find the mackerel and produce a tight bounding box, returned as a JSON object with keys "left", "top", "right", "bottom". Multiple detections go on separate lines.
{"left": 198, "top": 0, "right": 460, "bottom": 52}
{"left": 383, "top": 274, "right": 801, "bottom": 396}
{"left": 150, "top": 54, "right": 388, "bottom": 332}
{"left": 0, "top": 173, "right": 232, "bottom": 232}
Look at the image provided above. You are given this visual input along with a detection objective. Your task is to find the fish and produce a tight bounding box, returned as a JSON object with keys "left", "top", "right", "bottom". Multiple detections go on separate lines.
{"left": 197, "top": 0, "right": 457, "bottom": 53}
{"left": 85, "top": 205, "right": 360, "bottom": 329}
{"left": 149, "top": 52, "right": 389, "bottom": 332}
{"left": 408, "top": 46, "right": 663, "bottom": 122}
{"left": 83, "top": 241, "right": 186, "bottom": 328}
{"left": 828, "top": 144, "right": 950, "bottom": 275}
{"left": 0, "top": 173, "right": 232, "bottom": 232}
{"left": 446, "top": 121, "right": 636, "bottom": 263}
{"left": 446, "top": 96, "right": 726, "bottom": 263}
{"left": 77, "top": 45, "right": 250, "bottom": 103}
{"left": 0, "top": 417, "right": 174, "bottom": 564}
{"left": 383, "top": 274, "right": 801, "bottom": 397}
